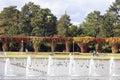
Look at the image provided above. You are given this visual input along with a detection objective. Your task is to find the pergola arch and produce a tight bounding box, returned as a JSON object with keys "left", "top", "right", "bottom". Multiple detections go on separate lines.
{"left": 7, "top": 41, "right": 20, "bottom": 51}
{"left": 43, "top": 37, "right": 73, "bottom": 53}
{"left": 24, "top": 41, "right": 34, "bottom": 52}
{"left": 70, "top": 42, "right": 80, "bottom": 52}
{"left": 0, "top": 36, "right": 120, "bottom": 53}
{"left": 55, "top": 43, "right": 65, "bottom": 52}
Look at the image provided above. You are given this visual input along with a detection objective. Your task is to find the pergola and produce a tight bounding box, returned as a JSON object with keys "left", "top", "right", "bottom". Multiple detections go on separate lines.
{"left": 0, "top": 36, "right": 120, "bottom": 53}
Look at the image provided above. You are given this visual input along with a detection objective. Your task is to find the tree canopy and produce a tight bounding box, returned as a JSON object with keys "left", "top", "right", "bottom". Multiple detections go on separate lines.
{"left": 57, "top": 13, "right": 71, "bottom": 37}
{"left": 0, "top": 1, "right": 120, "bottom": 37}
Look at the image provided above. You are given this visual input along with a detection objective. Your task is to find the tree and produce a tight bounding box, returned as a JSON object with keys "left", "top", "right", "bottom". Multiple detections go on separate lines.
{"left": 68, "top": 25, "right": 82, "bottom": 37}
{"left": 0, "top": 6, "right": 20, "bottom": 36}
{"left": 81, "top": 11, "right": 102, "bottom": 37}
{"left": 57, "top": 13, "right": 71, "bottom": 36}
{"left": 107, "top": 0, "right": 120, "bottom": 37}
{"left": 31, "top": 8, "right": 57, "bottom": 36}
{"left": 18, "top": 2, "right": 40, "bottom": 36}
{"left": 108, "top": 0, "right": 120, "bottom": 15}
{"left": 100, "top": 13, "right": 116, "bottom": 37}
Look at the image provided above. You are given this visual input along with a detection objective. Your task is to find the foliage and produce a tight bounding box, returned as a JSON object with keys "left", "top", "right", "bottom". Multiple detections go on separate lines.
{"left": 43, "top": 37, "right": 73, "bottom": 42}
{"left": 100, "top": 13, "right": 117, "bottom": 37}
{"left": 107, "top": 0, "right": 120, "bottom": 37}
{"left": 18, "top": 2, "right": 40, "bottom": 36}
{"left": 32, "top": 37, "right": 43, "bottom": 45}
{"left": 32, "top": 37, "right": 43, "bottom": 52}
{"left": 68, "top": 25, "right": 82, "bottom": 37}
{"left": 0, "top": 1, "right": 119, "bottom": 37}
{"left": 93, "top": 38, "right": 105, "bottom": 44}
{"left": 106, "top": 37, "right": 120, "bottom": 44}
{"left": 0, "top": 0, "right": 119, "bottom": 53}
{"left": 0, "top": 36, "right": 120, "bottom": 53}
{"left": 102, "top": 43, "right": 112, "bottom": 53}
{"left": 57, "top": 13, "right": 71, "bottom": 36}
{"left": 81, "top": 11, "right": 102, "bottom": 37}
{"left": 0, "top": 6, "right": 20, "bottom": 35}
{"left": 107, "top": 0, "right": 120, "bottom": 15}
{"left": 8, "top": 41, "right": 20, "bottom": 51}
{"left": 106, "top": 37, "right": 120, "bottom": 53}
{"left": 73, "top": 37, "right": 94, "bottom": 43}
{"left": 31, "top": 8, "right": 57, "bottom": 36}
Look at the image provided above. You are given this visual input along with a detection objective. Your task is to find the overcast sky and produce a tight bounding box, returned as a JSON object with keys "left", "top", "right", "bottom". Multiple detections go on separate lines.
{"left": 0, "top": 0, "right": 115, "bottom": 25}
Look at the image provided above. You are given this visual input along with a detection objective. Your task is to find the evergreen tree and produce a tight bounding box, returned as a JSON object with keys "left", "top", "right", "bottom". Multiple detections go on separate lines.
{"left": 100, "top": 13, "right": 116, "bottom": 37}
{"left": 57, "top": 13, "right": 71, "bottom": 36}
{"left": 107, "top": 0, "right": 120, "bottom": 37}
{"left": 81, "top": 11, "right": 102, "bottom": 37}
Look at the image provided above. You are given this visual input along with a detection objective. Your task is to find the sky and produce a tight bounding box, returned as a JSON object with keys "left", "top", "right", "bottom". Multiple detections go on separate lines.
{"left": 0, "top": 0, "right": 115, "bottom": 25}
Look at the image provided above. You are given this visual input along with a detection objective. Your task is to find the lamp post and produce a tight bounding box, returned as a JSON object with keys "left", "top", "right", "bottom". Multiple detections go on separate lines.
{"left": 20, "top": 40, "right": 24, "bottom": 52}
{"left": 73, "top": 41, "right": 75, "bottom": 55}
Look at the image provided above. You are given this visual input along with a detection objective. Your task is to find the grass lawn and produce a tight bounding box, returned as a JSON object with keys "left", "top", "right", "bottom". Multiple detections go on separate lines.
{"left": 0, "top": 52, "right": 120, "bottom": 60}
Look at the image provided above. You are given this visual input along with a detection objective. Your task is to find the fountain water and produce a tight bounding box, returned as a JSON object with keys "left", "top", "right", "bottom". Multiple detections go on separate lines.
{"left": 89, "top": 59, "right": 98, "bottom": 76}
{"left": 4, "top": 58, "right": 15, "bottom": 76}
{"left": 109, "top": 57, "right": 115, "bottom": 76}
{"left": 69, "top": 53, "right": 76, "bottom": 76}
{"left": 0, "top": 56, "right": 120, "bottom": 80}
{"left": 26, "top": 56, "right": 32, "bottom": 76}
{"left": 89, "top": 59, "right": 94, "bottom": 76}
{"left": 47, "top": 55, "right": 54, "bottom": 76}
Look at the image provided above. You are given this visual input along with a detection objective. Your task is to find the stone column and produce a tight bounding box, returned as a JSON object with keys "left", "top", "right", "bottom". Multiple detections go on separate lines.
{"left": 95, "top": 43, "right": 102, "bottom": 53}
{"left": 51, "top": 41, "right": 56, "bottom": 53}
{"left": 77, "top": 42, "right": 88, "bottom": 53}
{"left": 32, "top": 40, "right": 40, "bottom": 53}
{"left": 65, "top": 41, "right": 70, "bottom": 52}
{"left": 2, "top": 42, "right": 8, "bottom": 52}
{"left": 111, "top": 43, "right": 119, "bottom": 53}
{"left": 33, "top": 45, "right": 39, "bottom": 52}
{"left": 19, "top": 40, "right": 24, "bottom": 52}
